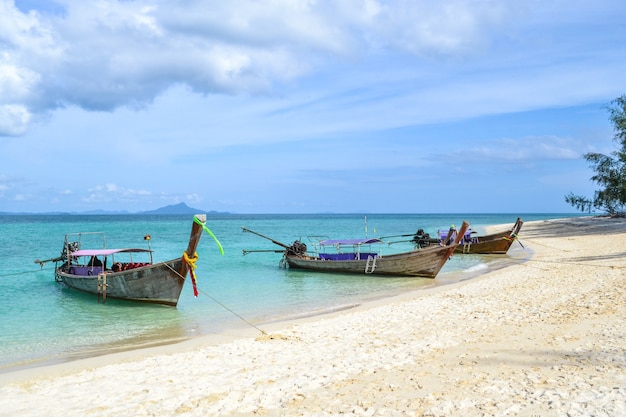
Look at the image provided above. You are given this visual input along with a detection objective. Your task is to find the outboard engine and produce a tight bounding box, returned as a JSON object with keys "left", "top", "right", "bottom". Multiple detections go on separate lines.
{"left": 288, "top": 240, "right": 307, "bottom": 256}
{"left": 411, "top": 229, "right": 431, "bottom": 248}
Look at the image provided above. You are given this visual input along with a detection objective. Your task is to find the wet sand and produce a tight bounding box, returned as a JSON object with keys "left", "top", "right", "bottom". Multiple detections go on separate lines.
{"left": 1, "top": 216, "right": 625, "bottom": 416}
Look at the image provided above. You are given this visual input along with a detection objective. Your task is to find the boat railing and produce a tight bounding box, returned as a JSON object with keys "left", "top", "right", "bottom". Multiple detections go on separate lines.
{"left": 306, "top": 235, "right": 329, "bottom": 253}
{"left": 437, "top": 229, "right": 475, "bottom": 244}
{"left": 318, "top": 241, "right": 382, "bottom": 259}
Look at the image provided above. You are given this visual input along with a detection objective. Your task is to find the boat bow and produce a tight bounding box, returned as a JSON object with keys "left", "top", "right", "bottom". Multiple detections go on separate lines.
{"left": 178, "top": 214, "right": 207, "bottom": 280}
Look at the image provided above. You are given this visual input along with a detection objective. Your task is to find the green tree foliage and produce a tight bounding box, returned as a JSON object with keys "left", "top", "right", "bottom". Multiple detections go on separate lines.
{"left": 565, "top": 94, "right": 626, "bottom": 216}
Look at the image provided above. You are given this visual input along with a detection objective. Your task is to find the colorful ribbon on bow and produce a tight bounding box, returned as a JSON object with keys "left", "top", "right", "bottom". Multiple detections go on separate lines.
{"left": 183, "top": 251, "right": 199, "bottom": 297}
{"left": 194, "top": 216, "right": 224, "bottom": 255}
{"left": 184, "top": 217, "right": 225, "bottom": 297}
{"left": 503, "top": 234, "right": 517, "bottom": 242}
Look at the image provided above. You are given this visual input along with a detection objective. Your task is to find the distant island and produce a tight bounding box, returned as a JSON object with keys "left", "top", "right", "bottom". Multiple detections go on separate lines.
{"left": 140, "top": 202, "right": 228, "bottom": 215}
{"left": 0, "top": 202, "right": 229, "bottom": 216}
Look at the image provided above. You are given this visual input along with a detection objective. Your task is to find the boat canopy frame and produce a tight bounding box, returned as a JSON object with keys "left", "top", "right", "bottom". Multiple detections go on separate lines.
{"left": 308, "top": 236, "right": 384, "bottom": 261}
{"left": 62, "top": 231, "right": 154, "bottom": 266}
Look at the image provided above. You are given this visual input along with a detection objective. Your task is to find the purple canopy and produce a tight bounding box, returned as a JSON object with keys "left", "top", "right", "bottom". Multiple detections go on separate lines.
{"left": 71, "top": 248, "right": 152, "bottom": 257}
{"left": 319, "top": 238, "right": 382, "bottom": 246}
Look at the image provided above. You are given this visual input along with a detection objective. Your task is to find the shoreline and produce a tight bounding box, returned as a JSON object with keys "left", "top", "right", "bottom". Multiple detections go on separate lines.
{"left": 0, "top": 257, "right": 496, "bottom": 382}
{"left": 0, "top": 219, "right": 540, "bottom": 380}
{"left": 2, "top": 216, "right": 624, "bottom": 416}
{"left": 0, "top": 220, "right": 523, "bottom": 379}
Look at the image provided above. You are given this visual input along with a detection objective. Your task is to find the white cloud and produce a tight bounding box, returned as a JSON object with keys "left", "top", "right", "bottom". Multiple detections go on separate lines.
{"left": 0, "top": 0, "right": 555, "bottom": 136}
{"left": 1, "top": 0, "right": 625, "bottom": 214}
{"left": 365, "top": 0, "right": 518, "bottom": 57}
{"left": 83, "top": 183, "right": 152, "bottom": 205}
{"left": 0, "top": 1, "right": 60, "bottom": 135}
{"left": 0, "top": 104, "right": 31, "bottom": 136}
{"left": 459, "top": 136, "right": 586, "bottom": 163}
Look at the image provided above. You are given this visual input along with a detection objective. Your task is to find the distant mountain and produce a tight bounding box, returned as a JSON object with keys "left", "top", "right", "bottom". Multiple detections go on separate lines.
{"left": 81, "top": 209, "right": 132, "bottom": 215}
{"left": 0, "top": 202, "right": 229, "bottom": 215}
{"left": 139, "top": 202, "right": 225, "bottom": 215}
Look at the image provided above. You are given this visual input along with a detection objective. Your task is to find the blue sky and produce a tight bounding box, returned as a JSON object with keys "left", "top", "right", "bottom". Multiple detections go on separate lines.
{"left": 1, "top": 0, "right": 625, "bottom": 214}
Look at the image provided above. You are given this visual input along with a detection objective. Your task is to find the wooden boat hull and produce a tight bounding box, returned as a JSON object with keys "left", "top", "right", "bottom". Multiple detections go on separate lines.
{"left": 45, "top": 214, "right": 207, "bottom": 306}
{"left": 455, "top": 218, "right": 523, "bottom": 254}
{"left": 286, "top": 243, "right": 458, "bottom": 278}
{"left": 55, "top": 259, "right": 185, "bottom": 306}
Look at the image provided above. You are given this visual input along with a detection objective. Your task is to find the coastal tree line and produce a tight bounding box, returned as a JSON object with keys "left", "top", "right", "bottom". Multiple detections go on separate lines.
{"left": 566, "top": 94, "right": 626, "bottom": 217}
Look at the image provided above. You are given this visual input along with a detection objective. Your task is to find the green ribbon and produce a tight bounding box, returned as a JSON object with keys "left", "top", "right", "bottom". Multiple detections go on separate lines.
{"left": 194, "top": 216, "right": 224, "bottom": 255}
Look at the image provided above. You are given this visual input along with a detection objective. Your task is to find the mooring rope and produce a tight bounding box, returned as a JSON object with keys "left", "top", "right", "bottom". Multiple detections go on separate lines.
{"left": 0, "top": 266, "right": 55, "bottom": 278}
{"left": 163, "top": 261, "right": 267, "bottom": 336}
{"left": 516, "top": 238, "right": 567, "bottom": 252}
{"left": 195, "top": 285, "right": 268, "bottom": 336}
{"left": 494, "top": 251, "right": 626, "bottom": 273}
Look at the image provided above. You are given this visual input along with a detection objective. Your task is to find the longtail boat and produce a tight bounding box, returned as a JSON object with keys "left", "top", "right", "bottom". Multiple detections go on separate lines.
{"left": 436, "top": 217, "right": 524, "bottom": 254}
{"left": 242, "top": 221, "right": 469, "bottom": 278}
{"left": 35, "top": 214, "right": 209, "bottom": 306}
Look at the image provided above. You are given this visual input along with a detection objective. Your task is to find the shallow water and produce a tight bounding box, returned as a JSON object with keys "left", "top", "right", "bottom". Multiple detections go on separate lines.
{"left": 0, "top": 213, "right": 579, "bottom": 372}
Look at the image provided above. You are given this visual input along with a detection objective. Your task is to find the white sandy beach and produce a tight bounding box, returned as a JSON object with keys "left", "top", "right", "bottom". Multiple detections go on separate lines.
{"left": 1, "top": 216, "right": 625, "bottom": 416}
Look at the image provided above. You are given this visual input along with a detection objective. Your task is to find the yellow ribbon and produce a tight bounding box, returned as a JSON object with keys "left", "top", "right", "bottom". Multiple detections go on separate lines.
{"left": 183, "top": 251, "right": 200, "bottom": 297}
{"left": 183, "top": 251, "right": 199, "bottom": 269}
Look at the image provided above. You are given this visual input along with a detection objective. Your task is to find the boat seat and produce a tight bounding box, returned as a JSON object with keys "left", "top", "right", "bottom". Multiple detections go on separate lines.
{"left": 69, "top": 266, "right": 104, "bottom": 275}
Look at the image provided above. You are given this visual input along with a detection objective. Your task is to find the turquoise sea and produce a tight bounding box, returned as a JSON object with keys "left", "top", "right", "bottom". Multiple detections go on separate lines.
{"left": 0, "top": 213, "right": 583, "bottom": 373}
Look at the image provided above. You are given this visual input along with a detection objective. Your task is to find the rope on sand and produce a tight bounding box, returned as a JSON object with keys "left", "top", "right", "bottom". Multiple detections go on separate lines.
{"left": 508, "top": 254, "right": 626, "bottom": 270}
